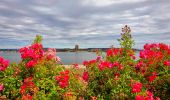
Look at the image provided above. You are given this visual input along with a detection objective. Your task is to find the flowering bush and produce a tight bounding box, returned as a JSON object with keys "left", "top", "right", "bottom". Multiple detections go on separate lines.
{"left": 0, "top": 26, "right": 170, "bottom": 99}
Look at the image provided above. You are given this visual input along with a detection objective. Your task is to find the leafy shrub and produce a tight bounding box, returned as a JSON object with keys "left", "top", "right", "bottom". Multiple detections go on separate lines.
{"left": 0, "top": 26, "right": 170, "bottom": 100}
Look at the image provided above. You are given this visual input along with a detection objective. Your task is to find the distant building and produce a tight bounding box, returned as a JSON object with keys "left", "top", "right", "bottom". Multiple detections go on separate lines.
{"left": 110, "top": 45, "right": 114, "bottom": 48}
{"left": 75, "top": 44, "right": 79, "bottom": 51}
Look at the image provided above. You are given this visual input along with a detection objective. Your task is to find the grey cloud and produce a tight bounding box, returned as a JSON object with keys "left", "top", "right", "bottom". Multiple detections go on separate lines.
{"left": 0, "top": 0, "right": 170, "bottom": 49}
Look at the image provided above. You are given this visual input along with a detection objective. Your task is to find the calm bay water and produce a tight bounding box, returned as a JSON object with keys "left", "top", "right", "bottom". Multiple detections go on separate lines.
{"left": 0, "top": 51, "right": 140, "bottom": 64}
{"left": 0, "top": 51, "right": 97, "bottom": 64}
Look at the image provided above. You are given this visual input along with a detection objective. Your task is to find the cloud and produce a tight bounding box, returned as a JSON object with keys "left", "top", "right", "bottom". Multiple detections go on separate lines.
{"left": 0, "top": 0, "right": 170, "bottom": 49}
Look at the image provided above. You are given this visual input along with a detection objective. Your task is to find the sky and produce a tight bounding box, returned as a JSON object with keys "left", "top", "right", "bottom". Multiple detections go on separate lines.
{"left": 0, "top": 0, "right": 170, "bottom": 49}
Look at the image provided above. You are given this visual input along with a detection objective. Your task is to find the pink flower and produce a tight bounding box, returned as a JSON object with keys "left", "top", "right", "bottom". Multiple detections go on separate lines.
{"left": 82, "top": 72, "right": 88, "bottom": 82}
{"left": 56, "top": 56, "right": 61, "bottom": 62}
{"left": 131, "top": 82, "right": 142, "bottom": 93}
{"left": 0, "top": 84, "right": 4, "bottom": 91}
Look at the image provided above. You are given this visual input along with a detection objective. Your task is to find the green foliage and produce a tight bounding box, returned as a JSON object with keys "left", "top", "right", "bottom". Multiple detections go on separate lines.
{"left": 1, "top": 26, "right": 170, "bottom": 99}
{"left": 118, "top": 25, "right": 135, "bottom": 50}
{"left": 33, "top": 35, "right": 42, "bottom": 44}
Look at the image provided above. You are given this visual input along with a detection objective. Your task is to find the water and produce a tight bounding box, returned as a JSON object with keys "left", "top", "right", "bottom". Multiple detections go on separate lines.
{"left": 0, "top": 51, "right": 97, "bottom": 64}
{"left": 0, "top": 51, "right": 140, "bottom": 64}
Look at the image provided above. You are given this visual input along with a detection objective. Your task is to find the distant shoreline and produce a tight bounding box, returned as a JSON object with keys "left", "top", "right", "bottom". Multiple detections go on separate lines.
{"left": 0, "top": 48, "right": 142, "bottom": 52}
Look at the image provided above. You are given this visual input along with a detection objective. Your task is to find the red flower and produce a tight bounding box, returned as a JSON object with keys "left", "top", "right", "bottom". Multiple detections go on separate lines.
{"left": 145, "top": 91, "right": 154, "bottom": 100}
{"left": 113, "top": 62, "right": 120, "bottom": 67}
{"left": 131, "top": 82, "right": 142, "bottom": 93}
{"left": 73, "top": 64, "right": 79, "bottom": 69}
{"left": 148, "top": 72, "right": 157, "bottom": 82}
{"left": 98, "top": 61, "right": 113, "bottom": 71}
{"left": 82, "top": 72, "right": 88, "bottom": 82}
{"left": 144, "top": 43, "right": 151, "bottom": 50}
{"left": 26, "top": 60, "right": 36, "bottom": 68}
{"left": 89, "top": 60, "right": 96, "bottom": 64}
{"left": 20, "top": 77, "right": 37, "bottom": 96}
{"left": 112, "top": 62, "right": 124, "bottom": 70}
{"left": 0, "top": 66, "right": 5, "bottom": 71}
{"left": 164, "top": 60, "right": 170, "bottom": 66}
{"left": 20, "top": 84, "right": 27, "bottom": 94}
{"left": 106, "top": 49, "right": 113, "bottom": 56}
{"left": 0, "top": 56, "right": 9, "bottom": 71}
{"left": 96, "top": 56, "right": 101, "bottom": 61}
{"left": 136, "top": 91, "right": 160, "bottom": 100}
{"left": 136, "top": 95, "right": 144, "bottom": 100}
{"left": 19, "top": 43, "right": 44, "bottom": 59}
{"left": 59, "top": 81, "right": 69, "bottom": 88}
{"left": 135, "top": 61, "right": 144, "bottom": 69}
{"left": 83, "top": 61, "right": 88, "bottom": 66}
{"left": 55, "top": 70, "right": 70, "bottom": 88}
{"left": 106, "top": 48, "right": 122, "bottom": 57}
{"left": 155, "top": 97, "right": 160, "bottom": 100}
{"left": 132, "top": 55, "right": 136, "bottom": 59}
{"left": 21, "top": 94, "right": 32, "bottom": 100}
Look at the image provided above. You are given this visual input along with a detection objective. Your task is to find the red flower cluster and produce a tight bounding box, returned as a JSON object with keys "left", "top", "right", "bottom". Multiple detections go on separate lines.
{"left": 135, "top": 61, "right": 144, "bottom": 71}
{"left": 19, "top": 43, "right": 44, "bottom": 68}
{"left": 19, "top": 43, "right": 44, "bottom": 59}
{"left": 112, "top": 61, "right": 124, "bottom": 70}
{"left": 26, "top": 60, "right": 36, "bottom": 68}
{"left": 131, "top": 82, "right": 143, "bottom": 93}
{"left": 55, "top": 70, "right": 70, "bottom": 88}
{"left": 142, "top": 43, "right": 170, "bottom": 59}
{"left": 82, "top": 72, "right": 88, "bottom": 82}
{"left": 106, "top": 48, "right": 123, "bottom": 57}
{"left": 98, "top": 61, "right": 124, "bottom": 71}
{"left": 136, "top": 91, "right": 160, "bottom": 100}
{"left": 83, "top": 60, "right": 96, "bottom": 66}
{"left": 98, "top": 61, "right": 113, "bottom": 71}
{"left": 20, "top": 77, "right": 38, "bottom": 95}
{"left": 140, "top": 50, "right": 163, "bottom": 60}
{"left": 0, "top": 56, "right": 9, "bottom": 71}
{"left": 138, "top": 43, "right": 170, "bottom": 75}
{"left": 144, "top": 43, "right": 169, "bottom": 51}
